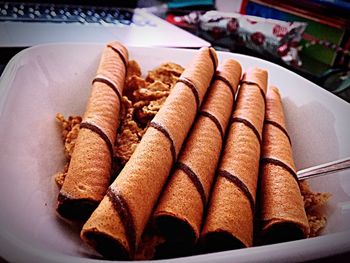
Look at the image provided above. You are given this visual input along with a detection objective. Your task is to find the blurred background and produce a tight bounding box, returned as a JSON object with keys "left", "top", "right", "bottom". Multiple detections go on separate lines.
{"left": 0, "top": 0, "right": 349, "bottom": 102}
{"left": 144, "top": 0, "right": 350, "bottom": 102}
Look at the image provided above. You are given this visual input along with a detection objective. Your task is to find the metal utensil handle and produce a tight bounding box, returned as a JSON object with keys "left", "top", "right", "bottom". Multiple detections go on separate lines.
{"left": 297, "top": 157, "right": 350, "bottom": 180}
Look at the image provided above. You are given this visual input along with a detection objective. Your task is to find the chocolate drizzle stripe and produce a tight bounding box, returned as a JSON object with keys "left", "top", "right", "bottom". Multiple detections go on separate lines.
{"left": 261, "top": 157, "right": 298, "bottom": 182}
{"left": 240, "top": 80, "right": 266, "bottom": 103}
{"left": 231, "top": 117, "right": 262, "bottom": 147}
{"left": 79, "top": 122, "right": 114, "bottom": 158}
{"left": 209, "top": 47, "right": 218, "bottom": 70}
{"left": 106, "top": 188, "right": 136, "bottom": 255}
{"left": 107, "top": 44, "right": 128, "bottom": 70}
{"left": 218, "top": 169, "right": 255, "bottom": 214}
{"left": 149, "top": 122, "right": 177, "bottom": 164}
{"left": 215, "top": 72, "right": 235, "bottom": 98}
{"left": 177, "top": 77, "right": 200, "bottom": 111}
{"left": 92, "top": 75, "right": 122, "bottom": 104}
{"left": 265, "top": 119, "right": 292, "bottom": 145}
{"left": 200, "top": 111, "right": 224, "bottom": 141}
{"left": 176, "top": 162, "right": 206, "bottom": 209}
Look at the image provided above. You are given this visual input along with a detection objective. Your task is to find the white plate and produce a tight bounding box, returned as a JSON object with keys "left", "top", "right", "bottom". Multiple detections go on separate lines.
{"left": 0, "top": 43, "right": 350, "bottom": 263}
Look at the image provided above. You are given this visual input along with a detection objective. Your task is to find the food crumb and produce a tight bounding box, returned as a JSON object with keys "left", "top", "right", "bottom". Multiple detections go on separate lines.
{"left": 300, "top": 181, "right": 331, "bottom": 237}
{"left": 114, "top": 61, "right": 183, "bottom": 169}
{"left": 54, "top": 163, "right": 70, "bottom": 188}
{"left": 54, "top": 115, "right": 81, "bottom": 188}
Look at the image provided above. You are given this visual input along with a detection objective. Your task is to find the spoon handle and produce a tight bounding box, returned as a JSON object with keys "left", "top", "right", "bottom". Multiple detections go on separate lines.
{"left": 297, "top": 157, "right": 350, "bottom": 180}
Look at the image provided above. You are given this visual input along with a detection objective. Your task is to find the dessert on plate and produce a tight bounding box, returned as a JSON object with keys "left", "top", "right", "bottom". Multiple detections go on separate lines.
{"left": 53, "top": 42, "right": 330, "bottom": 260}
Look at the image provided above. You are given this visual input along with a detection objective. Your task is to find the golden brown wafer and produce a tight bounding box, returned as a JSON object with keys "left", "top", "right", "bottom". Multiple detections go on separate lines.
{"left": 81, "top": 47, "right": 218, "bottom": 260}
{"left": 258, "top": 86, "right": 309, "bottom": 244}
{"left": 57, "top": 42, "right": 128, "bottom": 220}
{"left": 200, "top": 67, "right": 268, "bottom": 252}
{"left": 153, "top": 59, "right": 242, "bottom": 257}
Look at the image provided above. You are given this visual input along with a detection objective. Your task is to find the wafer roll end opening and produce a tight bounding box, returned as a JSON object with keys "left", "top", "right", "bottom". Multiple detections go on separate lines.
{"left": 81, "top": 229, "right": 130, "bottom": 260}
{"left": 200, "top": 230, "right": 246, "bottom": 253}
{"left": 155, "top": 213, "right": 197, "bottom": 246}
{"left": 57, "top": 193, "right": 98, "bottom": 221}
{"left": 152, "top": 213, "right": 197, "bottom": 258}
{"left": 260, "top": 222, "right": 306, "bottom": 245}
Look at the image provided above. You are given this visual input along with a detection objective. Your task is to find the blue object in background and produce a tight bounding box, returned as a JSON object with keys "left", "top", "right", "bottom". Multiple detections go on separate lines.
{"left": 167, "top": 0, "right": 214, "bottom": 9}
{"left": 245, "top": 1, "right": 290, "bottom": 21}
{"left": 314, "top": 0, "right": 350, "bottom": 10}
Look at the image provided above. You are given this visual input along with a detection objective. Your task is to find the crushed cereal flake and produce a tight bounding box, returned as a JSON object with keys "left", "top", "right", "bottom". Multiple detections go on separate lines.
{"left": 54, "top": 163, "right": 69, "bottom": 188}
{"left": 146, "top": 62, "right": 184, "bottom": 85}
{"left": 54, "top": 114, "right": 82, "bottom": 188}
{"left": 113, "top": 61, "right": 183, "bottom": 165}
{"left": 55, "top": 113, "right": 82, "bottom": 159}
{"left": 307, "top": 215, "right": 328, "bottom": 238}
{"left": 127, "top": 60, "right": 142, "bottom": 79}
{"left": 300, "top": 180, "right": 331, "bottom": 237}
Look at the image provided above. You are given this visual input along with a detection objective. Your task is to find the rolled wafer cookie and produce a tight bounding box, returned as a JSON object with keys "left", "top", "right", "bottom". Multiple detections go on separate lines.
{"left": 200, "top": 67, "right": 268, "bottom": 252}
{"left": 153, "top": 59, "right": 242, "bottom": 257}
{"left": 81, "top": 47, "right": 218, "bottom": 260}
{"left": 258, "top": 86, "right": 309, "bottom": 244}
{"left": 57, "top": 42, "right": 128, "bottom": 220}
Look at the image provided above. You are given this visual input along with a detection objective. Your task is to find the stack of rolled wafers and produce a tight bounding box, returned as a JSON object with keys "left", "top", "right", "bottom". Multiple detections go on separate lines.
{"left": 257, "top": 86, "right": 309, "bottom": 244}
{"left": 152, "top": 59, "right": 242, "bottom": 258}
{"left": 57, "top": 42, "right": 128, "bottom": 221}
{"left": 200, "top": 68, "right": 268, "bottom": 252}
{"left": 55, "top": 43, "right": 313, "bottom": 260}
{"left": 80, "top": 46, "right": 218, "bottom": 260}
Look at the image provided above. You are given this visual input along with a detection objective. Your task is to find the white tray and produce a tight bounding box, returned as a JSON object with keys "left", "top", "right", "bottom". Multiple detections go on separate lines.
{"left": 0, "top": 43, "right": 349, "bottom": 262}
